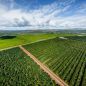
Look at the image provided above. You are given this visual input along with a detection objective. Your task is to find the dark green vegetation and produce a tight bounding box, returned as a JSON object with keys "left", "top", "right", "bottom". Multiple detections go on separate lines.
{"left": 67, "top": 36, "right": 86, "bottom": 41}
{"left": 0, "top": 47, "right": 57, "bottom": 86}
{"left": 0, "top": 36, "right": 16, "bottom": 39}
{"left": 24, "top": 36, "right": 86, "bottom": 86}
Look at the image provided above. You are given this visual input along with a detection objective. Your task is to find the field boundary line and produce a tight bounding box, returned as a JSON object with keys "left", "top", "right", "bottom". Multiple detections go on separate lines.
{"left": 0, "top": 37, "right": 56, "bottom": 51}
{"left": 19, "top": 45, "right": 69, "bottom": 86}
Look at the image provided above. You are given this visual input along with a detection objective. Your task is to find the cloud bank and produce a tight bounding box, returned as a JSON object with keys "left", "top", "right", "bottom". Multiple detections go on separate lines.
{"left": 0, "top": 0, "right": 86, "bottom": 30}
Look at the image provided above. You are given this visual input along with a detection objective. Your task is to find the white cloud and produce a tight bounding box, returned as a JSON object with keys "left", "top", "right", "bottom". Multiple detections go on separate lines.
{"left": 0, "top": 0, "right": 86, "bottom": 30}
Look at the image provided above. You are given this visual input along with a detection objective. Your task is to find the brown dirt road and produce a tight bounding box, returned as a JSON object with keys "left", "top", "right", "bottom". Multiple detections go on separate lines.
{"left": 19, "top": 45, "right": 69, "bottom": 86}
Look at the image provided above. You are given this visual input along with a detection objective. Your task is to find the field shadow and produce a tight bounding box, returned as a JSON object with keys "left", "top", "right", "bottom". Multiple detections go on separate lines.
{"left": 0, "top": 36, "right": 16, "bottom": 40}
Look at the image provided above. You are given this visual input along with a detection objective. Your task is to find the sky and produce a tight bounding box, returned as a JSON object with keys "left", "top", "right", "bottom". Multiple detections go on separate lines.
{"left": 0, "top": 0, "right": 86, "bottom": 30}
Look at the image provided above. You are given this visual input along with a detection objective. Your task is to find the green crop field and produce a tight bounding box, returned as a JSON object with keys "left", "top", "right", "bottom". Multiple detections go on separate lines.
{"left": 0, "top": 33, "right": 57, "bottom": 49}
{"left": 0, "top": 33, "right": 76, "bottom": 49}
{"left": 24, "top": 36, "right": 86, "bottom": 86}
{"left": 0, "top": 47, "right": 57, "bottom": 86}
{"left": 0, "top": 33, "right": 86, "bottom": 86}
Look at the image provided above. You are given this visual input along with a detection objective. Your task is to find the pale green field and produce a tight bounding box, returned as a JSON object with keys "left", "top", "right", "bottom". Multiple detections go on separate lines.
{"left": 0, "top": 33, "right": 76, "bottom": 49}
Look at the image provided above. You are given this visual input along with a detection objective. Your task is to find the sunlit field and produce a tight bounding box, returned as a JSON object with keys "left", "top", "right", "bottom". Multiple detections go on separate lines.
{"left": 0, "top": 33, "right": 76, "bottom": 49}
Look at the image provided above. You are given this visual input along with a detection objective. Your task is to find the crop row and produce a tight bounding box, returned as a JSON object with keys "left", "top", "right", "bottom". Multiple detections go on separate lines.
{"left": 0, "top": 48, "right": 56, "bottom": 86}
{"left": 24, "top": 37, "right": 86, "bottom": 86}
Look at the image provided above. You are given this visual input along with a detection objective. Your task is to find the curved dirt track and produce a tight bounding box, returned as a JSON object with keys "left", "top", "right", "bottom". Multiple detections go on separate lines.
{"left": 19, "top": 45, "right": 68, "bottom": 86}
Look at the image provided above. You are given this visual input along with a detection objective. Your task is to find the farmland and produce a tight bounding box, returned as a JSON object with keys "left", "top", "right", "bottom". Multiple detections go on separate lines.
{"left": 0, "top": 47, "right": 57, "bottom": 86}
{"left": 0, "top": 33, "right": 57, "bottom": 49}
{"left": 0, "top": 32, "right": 86, "bottom": 86}
{"left": 0, "top": 0, "right": 86, "bottom": 85}
{"left": 24, "top": 36, "right": 86, "bottom": 86}
{"left": 0, "top": 33, "right": 76, "bottom": 49}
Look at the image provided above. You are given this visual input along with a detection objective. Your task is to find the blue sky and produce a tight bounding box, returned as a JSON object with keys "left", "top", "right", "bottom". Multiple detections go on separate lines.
{"left": 0, "top": 0, "right": 86, "bottom": 30}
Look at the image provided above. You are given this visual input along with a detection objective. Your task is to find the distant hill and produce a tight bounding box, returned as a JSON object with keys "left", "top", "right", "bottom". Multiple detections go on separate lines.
{"left": 0, "top": 29, "right": 86, "bottom": 35}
